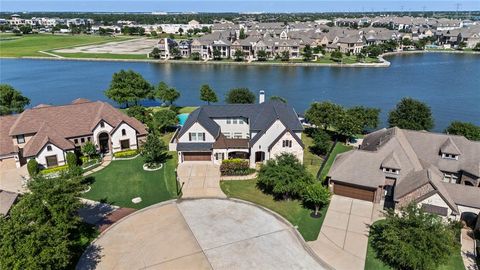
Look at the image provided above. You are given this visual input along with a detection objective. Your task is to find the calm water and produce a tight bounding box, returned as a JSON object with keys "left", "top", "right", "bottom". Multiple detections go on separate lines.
{"left": 0, "top": 53, "right": 479, "bottom": 131}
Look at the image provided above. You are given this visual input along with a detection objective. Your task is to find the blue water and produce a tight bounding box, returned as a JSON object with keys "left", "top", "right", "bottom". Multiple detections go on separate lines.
{"left": 0, "top": 53, "right": 479, "bottom": 131}
{"left": 178, "top": 113, "right": 189, "bottom": 126}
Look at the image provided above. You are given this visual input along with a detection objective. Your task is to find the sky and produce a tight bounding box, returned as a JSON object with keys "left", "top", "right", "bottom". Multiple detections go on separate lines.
{"left": 1, "top": 0, "right": 479, "bottom": 13}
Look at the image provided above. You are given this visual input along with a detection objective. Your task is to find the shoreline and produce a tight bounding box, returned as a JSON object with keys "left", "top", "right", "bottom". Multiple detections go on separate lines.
{"left": 1, "top": 49, "right": 478, "bottom": 67}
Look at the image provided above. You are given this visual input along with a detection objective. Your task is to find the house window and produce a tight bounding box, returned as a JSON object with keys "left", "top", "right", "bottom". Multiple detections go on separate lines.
{"left": 189, "top": 132, "right": 206, "bottom": 142}
{"left": 121, "top": 129, "right": 126, "bottom": 136}
{"left": 81, "top": 138, "right": 85, "bottom": 143}
{"left": 47, "top": 145, "right": 52, "bottom": 151}
{"left": 87, "top": 137, "right": 91, "bottom": 141}
{"left": 382, "top": 168, "right": 399, "bottom": 175}
{"left": 239, "top": 118, "right": 244, "bottom": 124}
{"left": 120, "top": 139, "right": 130, "bottom": 150}
{"left": 226, "top": 118, "right": 231, "bottom": 124}
{"left": 222, "top": 132, "right": 231, "bottom": 138}
{"left": 100, "top": 122, "right": 105, "bottom": 128}
{"left": 16, "top": 135, "right": 25, "bottom": 144}
{"left": 215, "top": 153, "right": 224, "bottom": 160}
{"left": 441, "top": 153, "right": 458, "bottom": 160}
{"left": 443, "top": 173, "right": 458, "bottom": 183}
{"left": 232, "top": 118, "right": 238, "bottom": 124}
{"left": 282, "top": 140, "right": 292, "bottom": 148}
{"left": 234, "top": 132, "right": 242, "bottom": 139}
{"left": 74, "top": 139, "right": 79, "bottom": 144}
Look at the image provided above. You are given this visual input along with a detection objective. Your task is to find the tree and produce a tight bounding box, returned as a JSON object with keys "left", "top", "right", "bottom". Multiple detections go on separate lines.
{"left": 191, "top": 52, "right": 201, "bottom": 60}
{"left": 388, "top": 98, "right": 434, "bottom": 131}
{"left": 356, "top": 52, "right": 365, "bottom": 62}
{"left": 170, "top": 47, "right": 181, "bottom": 59}
{"left": 212, "top": 48, "right": 222, "bottom": 60}
{"left": 330, "top": 50, "right": 343, "bottom": 62}
{"left": 257, "top": 49, "right": 268, "bottom": 61}
{"left": 126, "top": 105, "right": 151, "bottom": 123}
{"left": 141, "top": 134, "right": 167, "bottom": 166}
{"left": 302, "top": 183, "right": 330, "bottom": 216}
{"left": 347, "top": 106, "right": 380, "bottom": 132}
{"left": 225, "top": 88, "right": 255, "bottom": 104}
{"left": 0, "top": 84, "right": 30, "bottom": 115}
{"left": 302, "top": 44, "right": 313, "bottom": 61}
{"left": 155, "top": 81, "right": 180, "bottom": 105}
{"left": 280, "top": 50, "right": 290, "bottom": 61}
{"left": 200, "top": 84, "right": 218, "bottom": 104}
{"left": 305, "top": 101, "right": 343, "bottom": 130}
{"left": 257, "top": 153, "right": 315, "bottom": 199}
{"left": 270, "top": 96, "right": 287, "bottom": 103}
{"left": 104, "top": 70, "right": 153, "bottom": 107}
{"left": 150, "top": 109, "right": 178, "bottom": 134}
{"left": 233, "top": 49, "right": 245, "bottom": 61}
{"left": 19, "top": 25, "right": 32, "bottom": 34}
{"left": 445, "top": 121, "right": 480, "bottom": 141}
{"left": 27, "top": 159, "right": 39, "bottom": 177}
{"left": 336, "top": 112, "right": 363, "bottom": 140}
{"left": 310, "top": 128, "right": 332, "bottom": 155}
{"left": 178, "top": 27, "right": 184, "bottom": 35}
{"left": 239, "top": 28, "right": 246, "bottom": 39}
{"left": 81, "top": 141, "right": 97, "bottom": 160}
{"left": 457, "top": 41, "right": 467, "bottom": 50}
{"left": 370, "top": 204, "right": 459, "bottom": 270}
{"left": 0, "top": 174, "right": 87, "bottom": 269}
{"left": 473, "top": 42, "right": 480, "bottom": 51}
{"left": 66, "top": 152, "right": 78, "bottom": 169}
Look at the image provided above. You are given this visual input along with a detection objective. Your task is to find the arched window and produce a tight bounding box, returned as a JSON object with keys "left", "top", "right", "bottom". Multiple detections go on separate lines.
{"left": 47, "top": 145, "right": 52, "bottom": 151}
{"left": 121, "top": 129, "right": 126, "bottom": 136}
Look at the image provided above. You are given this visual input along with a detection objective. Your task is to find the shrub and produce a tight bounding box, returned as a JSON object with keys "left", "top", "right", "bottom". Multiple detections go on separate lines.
{"left": 113, "top": 149, "right": 139, "bottom": 158}
{"left": 310, "top": 129, "right": 332, "bottom": 156}
{"left": 141, "top": 134, "right": 167, "bottom": 165}
{"left": 40, "top": 165, "right": 69, "bottom": 175}
{"left": 66, "top": 152, "right": 77, "bottom": 168}
{"left": 27, "top": 159, "right": 39, "bottom": 177}
{"left": 81, "top": 141, "right": 97, "bottom": 159}
{"left": 302, "top": 183, "right": 330, "bottom": 215}
{"left": 220, "top": 159, "right": 254, "bottom": 176}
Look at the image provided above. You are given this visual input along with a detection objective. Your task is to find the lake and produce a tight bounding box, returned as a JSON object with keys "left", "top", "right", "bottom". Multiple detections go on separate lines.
{"left": 0, "top": 53, "right": 479, "bottom": 131}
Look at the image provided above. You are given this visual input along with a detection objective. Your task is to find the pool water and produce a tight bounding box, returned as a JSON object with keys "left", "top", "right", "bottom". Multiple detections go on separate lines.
{"left": 178, "top": 113, "right": 189, "bottom": 126}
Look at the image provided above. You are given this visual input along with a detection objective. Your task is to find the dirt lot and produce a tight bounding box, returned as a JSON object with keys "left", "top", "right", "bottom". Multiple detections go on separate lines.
{"left": 54, "top": 38, "right": 157, "bottom": 55}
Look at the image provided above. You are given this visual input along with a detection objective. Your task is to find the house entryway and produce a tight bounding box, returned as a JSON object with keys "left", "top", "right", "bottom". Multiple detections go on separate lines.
{"left": 98, "top": 132, "right": 110, "bottom": 154}
{"left": 254, "top": 151, "right": 265, "bottom": 163}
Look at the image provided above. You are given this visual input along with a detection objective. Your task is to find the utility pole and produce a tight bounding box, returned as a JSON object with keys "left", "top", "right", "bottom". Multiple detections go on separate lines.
{"left": 455, "top": 3, "right": 461, "bottom": 19}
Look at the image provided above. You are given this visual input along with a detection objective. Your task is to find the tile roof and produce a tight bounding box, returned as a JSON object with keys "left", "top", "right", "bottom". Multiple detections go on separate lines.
{"left": 0, "top": 190, "right": 18, "bottom": 216}
{"left": 0, "top": 115, "right": 19, "bottom": 156}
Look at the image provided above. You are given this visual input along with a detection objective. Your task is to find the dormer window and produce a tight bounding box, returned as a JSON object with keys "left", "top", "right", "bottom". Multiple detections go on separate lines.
{"left": 382, "top": 167, "right": 399, "bottom": 175}
{"left": 100, "top": 122, "right": 105, "bottom": 128}
{"left": 441, "top": 153, "right": 458, "bottom": 160}
{"left": 16, "top": 135, "right": 25, "bottom": 144}
{"left": 47, "top": 145, "right": 52, "bottom": 151}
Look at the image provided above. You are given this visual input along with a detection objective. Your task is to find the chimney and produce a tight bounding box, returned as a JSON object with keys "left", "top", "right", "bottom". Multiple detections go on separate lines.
{"left": 259, "top": 90, "right": 265, "bottom": 104}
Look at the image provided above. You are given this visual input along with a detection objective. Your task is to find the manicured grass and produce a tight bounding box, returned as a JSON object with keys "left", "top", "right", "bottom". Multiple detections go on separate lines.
{"left": 302, "top": 132, "right": 324, "bottom": 176}
{"left": 319, "top": 143, "right": 352, "bottom": 182}
{"left": 53, "top": 52, "right": 148, "bottom": 59}
{"left": 0, "top": 34, "right": 130, "bottom": 57}
{"left": 70, "top": 222, "right": 99, "bottom": 269}
{"left": 177, "top": 106, "right": 198, "bottom": 114}
{"left": 365, "top": 221, "right": 465, "bottom": 270}
{"left": 82, "top": 154, "right": 179, "bottom": 209}
{"left": 220, "top": 179, "right": 328, "bottom": 241}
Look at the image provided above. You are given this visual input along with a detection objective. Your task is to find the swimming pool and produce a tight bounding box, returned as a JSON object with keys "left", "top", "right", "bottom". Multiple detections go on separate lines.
{"left": 177, "top": 113, "right": 189, "bottom": 126}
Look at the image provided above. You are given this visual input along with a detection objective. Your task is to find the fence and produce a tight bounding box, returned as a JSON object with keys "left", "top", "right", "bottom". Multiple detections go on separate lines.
{"left": 316, "top": 139, "right": 338, "bottom": 182}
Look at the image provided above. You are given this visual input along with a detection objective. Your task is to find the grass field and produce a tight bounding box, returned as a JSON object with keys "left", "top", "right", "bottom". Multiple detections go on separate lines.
{"left": 220, "top": 179, "right": 328, "bottom": 241}
{"left": 53, "top": 52, "right": 148, "bottom": 59}
{"left": 302, "top": 132, "right": 324, "bottom": 176}
{"left": 0, "top": 34, "right": 131, "bottom": 57}
{"left": 82, "top": 154, "right": 179, "bottom": 209}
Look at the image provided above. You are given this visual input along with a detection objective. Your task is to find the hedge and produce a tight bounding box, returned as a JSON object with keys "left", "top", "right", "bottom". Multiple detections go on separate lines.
{"left": 113, "top": 149, "right": 138, "bottom": 158}
{"left": 220, "top": 159, "right": 255, "bottom": 176}
{"left": 40, "top": 164, "right": 69, "bottom": 175}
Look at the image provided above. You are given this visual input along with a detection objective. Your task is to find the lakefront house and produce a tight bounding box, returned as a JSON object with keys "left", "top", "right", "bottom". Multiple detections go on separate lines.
{"left": 327, "top": 127, "right": 480, "bottom": 220}
{"left": 169, "top": 91, "right": 304, "bottom": 168}
{"left": 0, "top": 99, "right": 147, "bottom": 169}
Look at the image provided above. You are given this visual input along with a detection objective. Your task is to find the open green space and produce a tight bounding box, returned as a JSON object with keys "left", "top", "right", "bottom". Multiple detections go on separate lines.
{"left": 53, "top": 52, "right": 148, "bottom": 59}
{"left": 318, "top": 143, "right": 353, "bottom": 182}
{"left": 0, "top": 34, "right": 131, "bottom": 57}
{"left": 82, "top": 154, "right": 179, "bottom": 209}
{"left": 220, "top": 179, "right": 328, "bottom": 241}
{"left": 302, "top": 132, "right": 324, "bottom": 176}
{"left": 365, "top": 232, "right": 465, "bottom": 270}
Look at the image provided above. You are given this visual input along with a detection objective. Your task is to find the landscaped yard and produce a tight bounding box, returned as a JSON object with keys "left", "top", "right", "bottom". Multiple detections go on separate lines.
{"left": 365, "top": 221, "right": 465, "bottom": 270}
{"left": 82, "top": 154, "right": 179, "bottom": 209}
{"left": 0, "top": 34, "right": 130, "bottom": 57}
{"left": 53, "top": 52, "right": 148, "bottom": 59}
{"left": 318, "top": 142, "right": 352, "bottom": 182}
{"left": 220, "top": 179, "right": 328, "bottom": 241}
{"left": 302, "top": 132, "right": 324, "bottom": 176}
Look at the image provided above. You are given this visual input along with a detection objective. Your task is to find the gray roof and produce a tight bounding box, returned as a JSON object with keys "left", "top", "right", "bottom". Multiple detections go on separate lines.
{"left": 442, "top": 182, "right": 480, "bottom": 209}
{"left": 176, "top": 143, "right": 213, "bottom": 152}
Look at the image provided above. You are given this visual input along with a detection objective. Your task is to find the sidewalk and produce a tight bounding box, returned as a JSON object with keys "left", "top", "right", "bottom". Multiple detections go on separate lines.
{"left": 83, "top": 155, "right": 112, "bottom": 176}
{"left": 461, "top": 228, "right": 479, "bottom": 270}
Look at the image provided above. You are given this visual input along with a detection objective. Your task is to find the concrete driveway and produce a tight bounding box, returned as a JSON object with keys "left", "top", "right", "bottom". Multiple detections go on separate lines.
{"left": 177, "top": 162, "right": 226, "bottom": 198}
{"left": 0, "top": 166, "right": 28, "bottom": 193}
{"left": 77, "top": 199, "right": 327, "bottom": 270}
{"left": 309, "top": 195, "right": 381, "bottom": 270}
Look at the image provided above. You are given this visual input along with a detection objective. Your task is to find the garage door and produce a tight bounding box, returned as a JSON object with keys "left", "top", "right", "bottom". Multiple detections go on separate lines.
{"left": 333, "top": 182, "right": 375, "bottom": 202}
{"left": 183, "top": 152, "right": 211, "bottom": 161}
{"left": 0, "top": 157, "right": 17, "bottom": 170}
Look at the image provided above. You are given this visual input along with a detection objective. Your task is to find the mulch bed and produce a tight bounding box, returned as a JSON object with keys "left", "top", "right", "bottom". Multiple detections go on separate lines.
{"left": 97, "top": 208, "right": 137, "bottom": 233}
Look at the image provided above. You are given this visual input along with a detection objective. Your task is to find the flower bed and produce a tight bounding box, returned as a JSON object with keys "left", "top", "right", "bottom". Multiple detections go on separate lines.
{"left": 113, "top": 149, "right": 138, "bottom": 159}
{"left": 40, "top": 164, "right": 69, "bottom": 175}
{"left": 220, "top": 159, "right": 256, "bottom": 176}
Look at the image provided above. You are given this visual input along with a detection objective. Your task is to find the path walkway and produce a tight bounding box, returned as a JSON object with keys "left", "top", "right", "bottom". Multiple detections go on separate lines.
{"left": 83, "top": 155, "right": 112, "bottom": 176}
{"left": 77, "top": 198, "right": 328, "bottom": 270}
{"left": 38, "top": 50, "right": 64, "bottom": 58}
{"left": 461, "top": 228, "right": 479, "bottom": 270}
{"left": 177, "top": 162, "right": 226, "bottom": 198}
{"left": 309, "top": 195, "right": 383, "bottom": 270}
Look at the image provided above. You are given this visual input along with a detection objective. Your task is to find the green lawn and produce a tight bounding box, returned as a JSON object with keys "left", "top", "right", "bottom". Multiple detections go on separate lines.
{"left": 53, "top": 52, "right": 148, "bottom": 59}
{"left": 319, "top": 143, "right": 353, "bottom": 182}
{"left": 220, "top": 179, "right": 328, "bottom": 241}
{"left": 365, "top": 221, "right": 465, "bottom": 270}
{"left": 302, "top": 132, "right": 324, "bottom": 176}
{"left": 82, "top": 154, "right": 179, "bottom": 209}
{"left": 0, "top": 34, "right": 131, "bottom": 57}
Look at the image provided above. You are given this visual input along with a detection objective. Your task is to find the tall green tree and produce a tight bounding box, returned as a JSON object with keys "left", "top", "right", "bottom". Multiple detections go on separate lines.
{"left": 0, "top": 174, "right": 87, "bottom": 269}
{"left": 212, "top": 48, "right": 222, "bottom": 60}
{"left": 347, "top": 106, "right": 380, "bottom": 132}
{"left": 370, "top": 204, "right": 459, "bottom": 270}
{"left": 445, "top": 121, "right": 480, "bottom": 141}
{"left": 330, "top": 50, "right": 343, "bottom": 62}
{"left": 141, "top": 134, "right": 167, "bottom": 166}
{"left": 303, "top": 183, "right": 330, "bottom": 216}
{"left": 388, "top": 97, "right": 434, "bottom": 131}
{"left": 305, "top": 101, "right": 344, "bottom": 130}
{"left": 225, "top": 88, "right": 256, "bottom": 104}
{"left": 257, "top": 153, "right": 314, "bottom": 199}
{"left": 336, "top": 112, "right": 363, "bottom": 140}
{"left": 239, "top": 28, "right": 246, "bottom": 39}
{"left": 104, "top": 69, "right": 153, "bottom": 107}
{"left": 233, "top": 49, "right": 245, "bottom": 61}
{"left": 155, "top": 81, "right": 180, "bottom": 105}
{"left": 199, "top": 84, "right": 218, "bottom": 104}
{"left": 257, "top": 49, "right": 268, "bottom": 61}
{"left": 150, "top": 109, "right": 178, "bottom": 134}
{"left": 0, "top": 84, "right": 30, "bottom": 115}
{"left": 302, "top": 44, "right": 313, "bottom": 61}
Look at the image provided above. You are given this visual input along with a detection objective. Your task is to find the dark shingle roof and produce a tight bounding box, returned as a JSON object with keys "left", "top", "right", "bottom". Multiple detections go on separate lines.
{"left": 176, "top": 143, "right": 213, "bottom": 152}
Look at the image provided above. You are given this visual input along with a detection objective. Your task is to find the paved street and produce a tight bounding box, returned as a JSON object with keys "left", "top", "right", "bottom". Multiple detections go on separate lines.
{"left": 0, "top": 165, "right": 28, "bottom": 193}
{"left": 77, "top": 199, "right": 327, "bottom": 270}
{"left": 177, "top": 162, "right": 226, "bottom": 198}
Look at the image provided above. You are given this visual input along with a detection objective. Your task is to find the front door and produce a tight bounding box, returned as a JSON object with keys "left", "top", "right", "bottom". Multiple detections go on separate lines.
{"left": 45, "top": 155, "right": 58, "bottom": 167}
{"left": 98, "top": 133, "right": 109, "bottom": 153}
{"left": 255, "top": 151, "right": 265, "bottom": 163}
